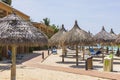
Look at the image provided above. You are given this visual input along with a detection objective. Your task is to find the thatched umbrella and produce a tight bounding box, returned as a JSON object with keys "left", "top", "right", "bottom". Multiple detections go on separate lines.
{"left": 109, "top": 28, "right": 117, "bottom": 53}
{"left": 0, "top": 13, "right": 48, "bottom": 80}
{"left": 49, "top": 24, "right": 66, "bottom": 46}
{"left": 88, "top": 31, "right": 95, "bottom": 50}
{"left": 110, "top": 28, "right": 117, "bottom": 40}
{"left": 115, "top": 33, "right": 120, "bottom": 44}
{"left": 116, "top": 34, "right": 120, "bottom": 56}
{"left": 62, "top": 20, "right": 92, "bottom": 66}
{"left": 94, "top": 27, "right": 116, "bottom": 47}
{"left": 88, "top": 31, "right": 94, "bottom": 37}
{"left": 94, "top": 26, "right": 115, "bottom": 44}
{"left": 93, "top": 26, "right": 115, "bottom": 63}
{"left": 63, "top": 21, "right": 92, "bottom": 45}
{"left": 49, "top": 24, "right": 67, "bottom": 58}
{"left": 116, "top": 29, "right": 120, "bottom": 56}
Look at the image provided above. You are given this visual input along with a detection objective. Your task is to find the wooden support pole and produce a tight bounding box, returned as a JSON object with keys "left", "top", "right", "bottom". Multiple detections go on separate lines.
{"left": 82, "top": 46, "right": 85, "bottom": 60}
{"left": 102, "top": 46, "right": 104, "bottom": 63}
{"left": 106, "top": 46, "right": 109, "bottom": 54}
{"left": 11, "top": 45, "right": 17, "bottom": 80}
{"left": 48, "top": 46, "right": 49, "bottom": 55}
{"left": 62, "top": 54, "right": 64, "bottom": 62}
{"left": 102, "top": 52, "right": 104, "bottom": 63}
{"left": 42, "top": 52, "right": 44, "bottom": 59}
{"left": 111, "top": 46, "right": 114, "bottom": 71}
{"left": 62, "top": 45, "right": 65, "bottom": 62}
{"left": 64, "top": 46, "right": 67, "bottom": 57}
{"left": 48, "top": 49, "right": 49, "bottom": 55}
{"left": 76, "top": 44, "right": 78, "bottom": 66}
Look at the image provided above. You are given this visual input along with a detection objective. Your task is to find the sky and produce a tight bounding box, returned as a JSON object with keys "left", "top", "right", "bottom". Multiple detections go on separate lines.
{"left": 12, "top": 0, "right": 120, "bottom": 35}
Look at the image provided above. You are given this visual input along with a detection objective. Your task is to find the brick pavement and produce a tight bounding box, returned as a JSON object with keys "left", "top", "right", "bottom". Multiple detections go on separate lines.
{"left": 22, "top": 51, "right": 120, "bottom": 80}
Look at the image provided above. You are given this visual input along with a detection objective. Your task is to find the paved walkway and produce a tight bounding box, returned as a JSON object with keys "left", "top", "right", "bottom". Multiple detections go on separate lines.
{"left": 22, "top": 51, "right": 120, "bottom": 80}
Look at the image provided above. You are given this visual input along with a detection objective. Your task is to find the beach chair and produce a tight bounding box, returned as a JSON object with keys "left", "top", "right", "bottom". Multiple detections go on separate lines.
{"left": 16, "top": 54, "right": 24, "bottom": 60}
{"left": 52, "top": 48, "right": 57, "bottom": 54}
{"left": 95, "top": 50, "right": 101, "bottom": 55}
{"left": 89, "top": 48, "right": 96, "bottom": 55}
{"left": 89, "top": 48, "right": 101, "bottom": 56}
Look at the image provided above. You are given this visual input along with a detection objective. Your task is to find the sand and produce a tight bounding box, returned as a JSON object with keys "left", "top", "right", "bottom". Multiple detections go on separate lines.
{"left": 0, "top": 49, "right": 120, "bottom": 80}
{"left": 0, "top": 65, "right": 109, "bottom": 80}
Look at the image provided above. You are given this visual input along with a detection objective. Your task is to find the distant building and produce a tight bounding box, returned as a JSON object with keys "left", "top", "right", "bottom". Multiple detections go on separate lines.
{"left": 0, "top": 1, "right": 30, "bottom": 20}
{"left": 32, "top": 22, "right": 54, "bottom": 37}
{"left": 0, "top": 1, "right": 54, "bottom": 36}
{"left": 0, "top": 1, "right": 54, "bottom": 57}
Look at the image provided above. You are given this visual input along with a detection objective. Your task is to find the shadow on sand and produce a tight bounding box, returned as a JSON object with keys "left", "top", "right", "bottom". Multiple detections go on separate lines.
{"left": 113, "top": 62, "right": 120, "bottom": 65}
{"left": 93, "top": 59, "right": 102, "bottom": 62}
{"left": 93, "top": 65, "right": 103, "bottom": 69}
{"left": 0, "top": 53, "right": 41, "bottom": 64}
{"left": 18, "top": 53, "right": 41, "bottom": 64}
{"left": 70, "top": 65, "right": 85, "bottom": 69}
{"left": 70, "top": 64, "right": 103, "bottom": 70}
{"left": 0, "top": 65, "right": 10, "bottom": 72}
{"left": 59, "top": 55, "right": 82, "bottom": 59}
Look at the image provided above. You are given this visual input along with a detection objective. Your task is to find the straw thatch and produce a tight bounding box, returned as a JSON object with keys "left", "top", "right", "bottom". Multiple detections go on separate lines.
{"left": 93, "top": 26, "right": 115, "bottom": 63}
{"left": 88, "top": 31, "right": 94, "bottom": 37}
{"left": 49, "top": 24, "right": 66, "bottom": 46}
{"left": 0, "top": 13, "right": 48, "bottom": 80}
{"left": 62, "top": 20, "right": 92, "bottom": 45}
{"left": 115, "top": 34, "right": 120, "bottom": 44}
{"left": 0, "top": 13, "right": 48, "bottom": 46}
{"left": 110, "top": 28, "right": 117, "bottom": 39}
{"left": 93, "top": 26, "right": 115, "bottom": 43}
{"left": 61, "top": 20, "right": 92, "bottom": 66}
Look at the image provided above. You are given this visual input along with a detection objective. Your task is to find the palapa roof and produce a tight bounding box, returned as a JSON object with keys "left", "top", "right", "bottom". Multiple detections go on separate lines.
{"left": 110, "top": 28, "right": 117, "bottom": 39}
{"left": 0, "top": 13, "right": 48, "bottom": 46}
{"left": 115, "top": 34, "right": 120, "bottom": 44}
{"left": 88, "top": 31, "right": 94, "bottom": 37}
{"left": 49, "top": 24, "right": 66, "bottom": 46}
{"left": 62, "top": 20, "right": 92, "bottom": 45}
{"left": 93, "top": 26, "right": 115, "bottom": 43}
{"left": 110, "top": 28, "right": 115, "bottom": 34}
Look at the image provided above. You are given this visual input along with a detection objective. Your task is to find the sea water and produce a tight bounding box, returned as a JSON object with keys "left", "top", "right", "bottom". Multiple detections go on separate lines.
{"left": 84, "top": 44, "right": 118, "bottom": 54}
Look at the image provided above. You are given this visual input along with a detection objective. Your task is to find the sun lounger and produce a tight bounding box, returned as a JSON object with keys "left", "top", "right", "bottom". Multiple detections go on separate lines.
{"left": 16, "top": 54, "right": 24, "bottom": 60}
{"left": 89, "top": 48, "right": 101, "bottom": 56}
{"left": 52, "top": 48, "right": 57, "bottom": 54}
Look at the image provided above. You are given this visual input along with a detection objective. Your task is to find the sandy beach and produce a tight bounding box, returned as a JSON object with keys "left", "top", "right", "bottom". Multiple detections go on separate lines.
{"left": 41, "top": 49, "right": 120, "bottom": 72}
{"left": 0, "top": 65, "right": 109, "bottom": 80}
{"left": 0, "top": 49, "right": 120, "bottom": 80}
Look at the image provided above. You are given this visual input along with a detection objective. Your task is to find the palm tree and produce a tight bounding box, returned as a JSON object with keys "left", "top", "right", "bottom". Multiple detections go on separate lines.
{"left": 51, "top": 24, "right": 59, "bottom": 33}
{"left": 2, "top": 0, "right": 12, "bottom": 5}
{"left": 41, "top": 17, "right": 59, "bottom": 34}
{"left": 42, "top": 18, "right": 50, "bottom": 26}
